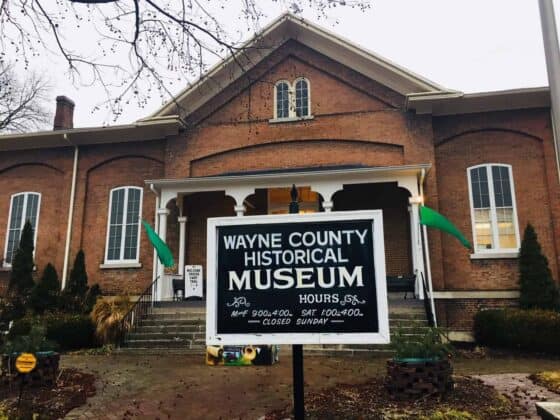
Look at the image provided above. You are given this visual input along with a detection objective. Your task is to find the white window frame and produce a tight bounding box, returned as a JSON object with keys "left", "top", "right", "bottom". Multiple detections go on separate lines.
{"left": 104, "top": 186, "right": 143, "bottom": 265}
{"left": 271, "top": 78, "right": 313, "bottom": 122}
{"left": 3, "top": 192, "right": 41, "bottom": 268}
{"left": 467, "top": 163, "right": 520, "bottom": 256}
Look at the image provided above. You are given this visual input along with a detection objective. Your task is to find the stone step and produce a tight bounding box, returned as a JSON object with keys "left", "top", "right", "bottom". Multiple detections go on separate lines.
{"left": 140, "top": 319, "right": 205, "bottom": 327}
{"left": 125, "top": 338, "right": 206, "bottom": 348}
{"left": 146, "top": 313, "right": 206, "bottom": 321}
{"left": 133, "top": 324, "right": 205, "bottom": 333}
{"left": 127, "top": 331, "right": 205, "bottom": 340}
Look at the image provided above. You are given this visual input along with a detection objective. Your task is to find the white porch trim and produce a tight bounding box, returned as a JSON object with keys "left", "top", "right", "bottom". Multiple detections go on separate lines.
{"left": 432, "top": 290, "right": 520, "bottom": 299}
{"left": 147, "top": 164, "right": 431, "bottom": 301}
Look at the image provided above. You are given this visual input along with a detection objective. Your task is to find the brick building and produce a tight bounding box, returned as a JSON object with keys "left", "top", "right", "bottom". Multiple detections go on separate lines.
{"left": 0, "top": 15, "right": 557, "bottom": 341}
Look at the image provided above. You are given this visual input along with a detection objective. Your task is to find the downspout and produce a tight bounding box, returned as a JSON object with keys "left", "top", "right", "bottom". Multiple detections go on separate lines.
{"left": 62, "top": 135, "right": 79, "bottom": 290}
{"left": 539, "top": 0, "right": 560, "bottom": 182}
{"left": 150, "top": 184, "right": 160, "bottom": 302}
{"left": 419, "top": 168, "right": 437, "bottom": 327}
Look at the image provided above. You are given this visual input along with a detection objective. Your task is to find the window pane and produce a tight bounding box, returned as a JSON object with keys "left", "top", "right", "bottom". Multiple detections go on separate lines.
{"left": 276, "top": 83, "right": 289, "bottom": 119}
{"left": 492, "top": 166, "right": 512, "bottom": 207}
{"left": 107, "top": 225, "right": 122, "bottom": 260}
{"left": 474, "top": 208, "right": 494, "bottom": 250}
{"left": 496, "top": 207, "right": 516, "bottom": 249}
{"left": 295, "top": 79, "right": 309, "bottom": 117}
{"left": 5, "top": 195, "right": 25, "bottom": 264}
{"left": 123, "top": 189, "right": 141, "bottom": 260}
{"left": 107, "top": 189, "right": 125, "bottom": 260}
{"left": 470, "top": 167, "right": 490, "bottom": 209}
{"left": 110, "top": 189, "right": 125, "bottom": 225}
{"left": 5, "top": 193, "right": 40, "bottom": 265}
{"left": 25, "top": 193, "right": 39, "bottom": 234}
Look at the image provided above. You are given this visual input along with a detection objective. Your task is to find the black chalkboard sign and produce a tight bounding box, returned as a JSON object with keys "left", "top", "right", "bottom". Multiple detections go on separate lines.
{"left": 206, "top": 211, "right": 389, "bottom": 345}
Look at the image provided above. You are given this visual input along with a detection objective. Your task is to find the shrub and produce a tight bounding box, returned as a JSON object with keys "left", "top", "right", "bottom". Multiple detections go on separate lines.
{"left": 8, "top": 221, "right": 35, "bottom": 297}
{"left": 91, "top": 296, "right": 133, "bottom": 344}
{"left": 44, "top": 313, "right": 96, "bottom": 350}
{"left": 474, "top": 308, "right": 560, "bottom": 354}
{"left": 66, "top": 250, "right": 88, "bottom": 297}
{"left": 2, "top": 323, "right": 56, "bottom": 354}
{"left": 391, "top": 326, "right": 453, "bottom": 360}
{"left": 519, "top": 224, "right": 559, "bottom": 310}
{"left": 30, "top": 263, "right": 60, "bottom": 314}
{"left": 6, "top": 314, "right": 96, "bottom": 351}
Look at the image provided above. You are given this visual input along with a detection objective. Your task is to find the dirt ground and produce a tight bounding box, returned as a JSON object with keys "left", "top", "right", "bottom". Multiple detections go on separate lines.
{"left": 61, "top": 349, "right": 560, "bottom": 419}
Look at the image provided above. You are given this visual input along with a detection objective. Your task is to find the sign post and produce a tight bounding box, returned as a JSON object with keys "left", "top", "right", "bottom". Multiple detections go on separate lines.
{"left": 15, "top": 352, "right": 37, "bottom": 411}
{"left": 289, "top": 186, "right": 305, "bottom": 420}
{"left": 206, "top": 205, "right": 389, "bottom": 418}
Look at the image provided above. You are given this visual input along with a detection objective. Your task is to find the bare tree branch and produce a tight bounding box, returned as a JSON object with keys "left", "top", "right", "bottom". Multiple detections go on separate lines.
{"left": 0, "top": 62, "right": 51, "bottom": 132}
{"left": 0, "top": 0, "right": 372, "bottom": 122}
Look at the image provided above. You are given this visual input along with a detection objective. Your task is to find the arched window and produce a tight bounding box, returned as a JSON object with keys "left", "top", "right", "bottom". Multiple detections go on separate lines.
{"left": 105, "top": 186, "right": 143, "bottom": 263}
{"left": 275, "top": 81, "right": 290, "bottom": 119}
{"left": 3, "top": 192, "right": 41, "bottom": 266}
{"left": 295, "top": 78, "right": 310, "bottom": 117}
{"left": 467, "top": 164, "right": 519, "bottom": 253}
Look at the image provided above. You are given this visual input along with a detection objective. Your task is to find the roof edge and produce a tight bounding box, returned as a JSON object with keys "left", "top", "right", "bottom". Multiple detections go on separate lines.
{"left": 406, "top": 86, "right": 551, "bottom": 116}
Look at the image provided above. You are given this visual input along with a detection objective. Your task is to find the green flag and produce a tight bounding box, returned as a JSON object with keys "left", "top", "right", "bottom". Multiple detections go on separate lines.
{"left": 420, "top": 205, "right": 472, "bottom": 249}
{"left": 142, "top": 220, "right": 175, "bottom": 268}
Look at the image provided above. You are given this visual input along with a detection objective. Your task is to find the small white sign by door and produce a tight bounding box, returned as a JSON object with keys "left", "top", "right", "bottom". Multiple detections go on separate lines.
{"left": 185, "top": 265, "right": 204, "bottom": 298}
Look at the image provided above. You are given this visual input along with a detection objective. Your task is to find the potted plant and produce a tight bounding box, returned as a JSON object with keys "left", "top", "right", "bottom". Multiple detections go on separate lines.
{"left": 385, "top": 326, "right": 454, "bottom": 399}
{"left": 1, "top": 323, "right": 60, "bottom": 387}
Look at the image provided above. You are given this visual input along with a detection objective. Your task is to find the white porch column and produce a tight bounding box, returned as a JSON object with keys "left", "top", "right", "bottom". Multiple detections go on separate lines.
{"left": 234, "top": 205, "right": 246, "bottom": 217}
{"left": 311, "top": 182, "right": 343, "bottom": 213}
{"left": 225, "top": 186, "right": 255, "bottom": 217}
{"left": 156, "top": 207, "right": 170, "bottom": 301}
{"left": 409, "top": 199, "right": 425, "bottom": 299}
{"left": 178, "top": 216, "right": 187, "bottom": 276}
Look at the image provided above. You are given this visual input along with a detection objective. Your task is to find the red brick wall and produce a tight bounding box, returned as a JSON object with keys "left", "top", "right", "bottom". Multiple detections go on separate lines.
{"left": 436, "top": 299, "right": 518, "bottom": 332}
{"left": 434, "top": 109, "right": 560, "bottom": 292}
{"left": 0, "top": 148, "right": 73, "bottom": 288}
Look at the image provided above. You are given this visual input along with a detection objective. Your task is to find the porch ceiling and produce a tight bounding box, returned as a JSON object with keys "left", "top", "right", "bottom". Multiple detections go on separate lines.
{"left": 147, "top": 163, "right": 431, "bottom": 206}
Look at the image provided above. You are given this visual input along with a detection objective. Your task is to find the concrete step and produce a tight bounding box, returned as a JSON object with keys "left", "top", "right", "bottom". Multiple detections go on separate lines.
{"left": 127, "top": 332, "right": 205, "bottom": 341}
{"left": 125, "top": 338, "right": 206, "bottom": 349}
{"left": 140, "top": 319, "right": 205, "bottom": 327}
{"left": 146, "top": 313, "right": 206, "bottom": 321}
{"left": 134, "top": 324, "right": 205, "bottom": 333}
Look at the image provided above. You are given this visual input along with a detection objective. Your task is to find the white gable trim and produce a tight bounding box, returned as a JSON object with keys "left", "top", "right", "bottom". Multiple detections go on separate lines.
{"left": 146, "top": 14, "right": 446, "bottom": 120}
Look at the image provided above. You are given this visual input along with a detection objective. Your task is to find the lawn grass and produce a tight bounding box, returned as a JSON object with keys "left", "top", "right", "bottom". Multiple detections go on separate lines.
{"left": 530, "top": 370, "right": 560, "bottom": 394}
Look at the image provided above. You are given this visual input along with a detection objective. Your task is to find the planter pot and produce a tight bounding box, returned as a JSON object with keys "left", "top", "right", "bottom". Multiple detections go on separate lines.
{"left": 1, "top": 351, "right": 60, "bottom": 388}
{"left": 385, "top": 357, "right": 453, "bottom": 399}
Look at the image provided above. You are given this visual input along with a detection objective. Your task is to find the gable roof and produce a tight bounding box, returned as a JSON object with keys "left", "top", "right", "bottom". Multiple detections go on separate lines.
{"left": 147, "top": 13, "right": 450, "bottom": 120}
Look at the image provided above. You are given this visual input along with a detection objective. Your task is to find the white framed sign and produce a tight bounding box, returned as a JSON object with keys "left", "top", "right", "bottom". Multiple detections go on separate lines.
{"left": 206, "top": 210, "right": 389, "bottom": 345}
{"left": 185, "top": 265, "right": 204, "bottom": 298}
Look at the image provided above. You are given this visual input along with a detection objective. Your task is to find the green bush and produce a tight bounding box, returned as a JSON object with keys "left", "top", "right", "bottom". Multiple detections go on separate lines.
{"left": 391, "top": 326, "right": 453, "bottom": 360}
{"left": 6, "top": 314, "right": 97, "bottom": 351}
{"left": 44, "top": 314, "right": 96, "bottom": 350}
{"left": 474, "top": 308, "right": 560, "bottom": 354}
{"left": 519, "top": 224, "right": 559, "bottom": 310}
{"left": 30, "top": 263, "right": 61, "bottom": 314}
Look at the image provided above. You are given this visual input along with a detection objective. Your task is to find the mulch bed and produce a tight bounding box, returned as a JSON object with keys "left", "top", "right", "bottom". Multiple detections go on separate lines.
{"left": 0, "top": 368, "right": 96, "bottom": 419}
{"left": 266, "top": 376, "right": 523, "bottom": 419}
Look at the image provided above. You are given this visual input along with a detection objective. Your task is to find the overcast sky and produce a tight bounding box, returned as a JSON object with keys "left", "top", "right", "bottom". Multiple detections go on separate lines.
{"left": 35, "top": 0, "right": 557, "bottom": 127}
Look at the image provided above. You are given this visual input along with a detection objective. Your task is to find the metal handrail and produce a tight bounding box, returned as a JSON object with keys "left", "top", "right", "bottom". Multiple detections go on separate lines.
{"left": 119, "top": 275, "right": 159, "bottom": 347}
{"left": 420, "top": 272, "right": 435, "bottom": 327}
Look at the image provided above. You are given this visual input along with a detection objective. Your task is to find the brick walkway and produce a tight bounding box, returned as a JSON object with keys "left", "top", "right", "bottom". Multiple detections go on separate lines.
{"left": 475, "top": 373, "right": 560, "bottom": 420}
